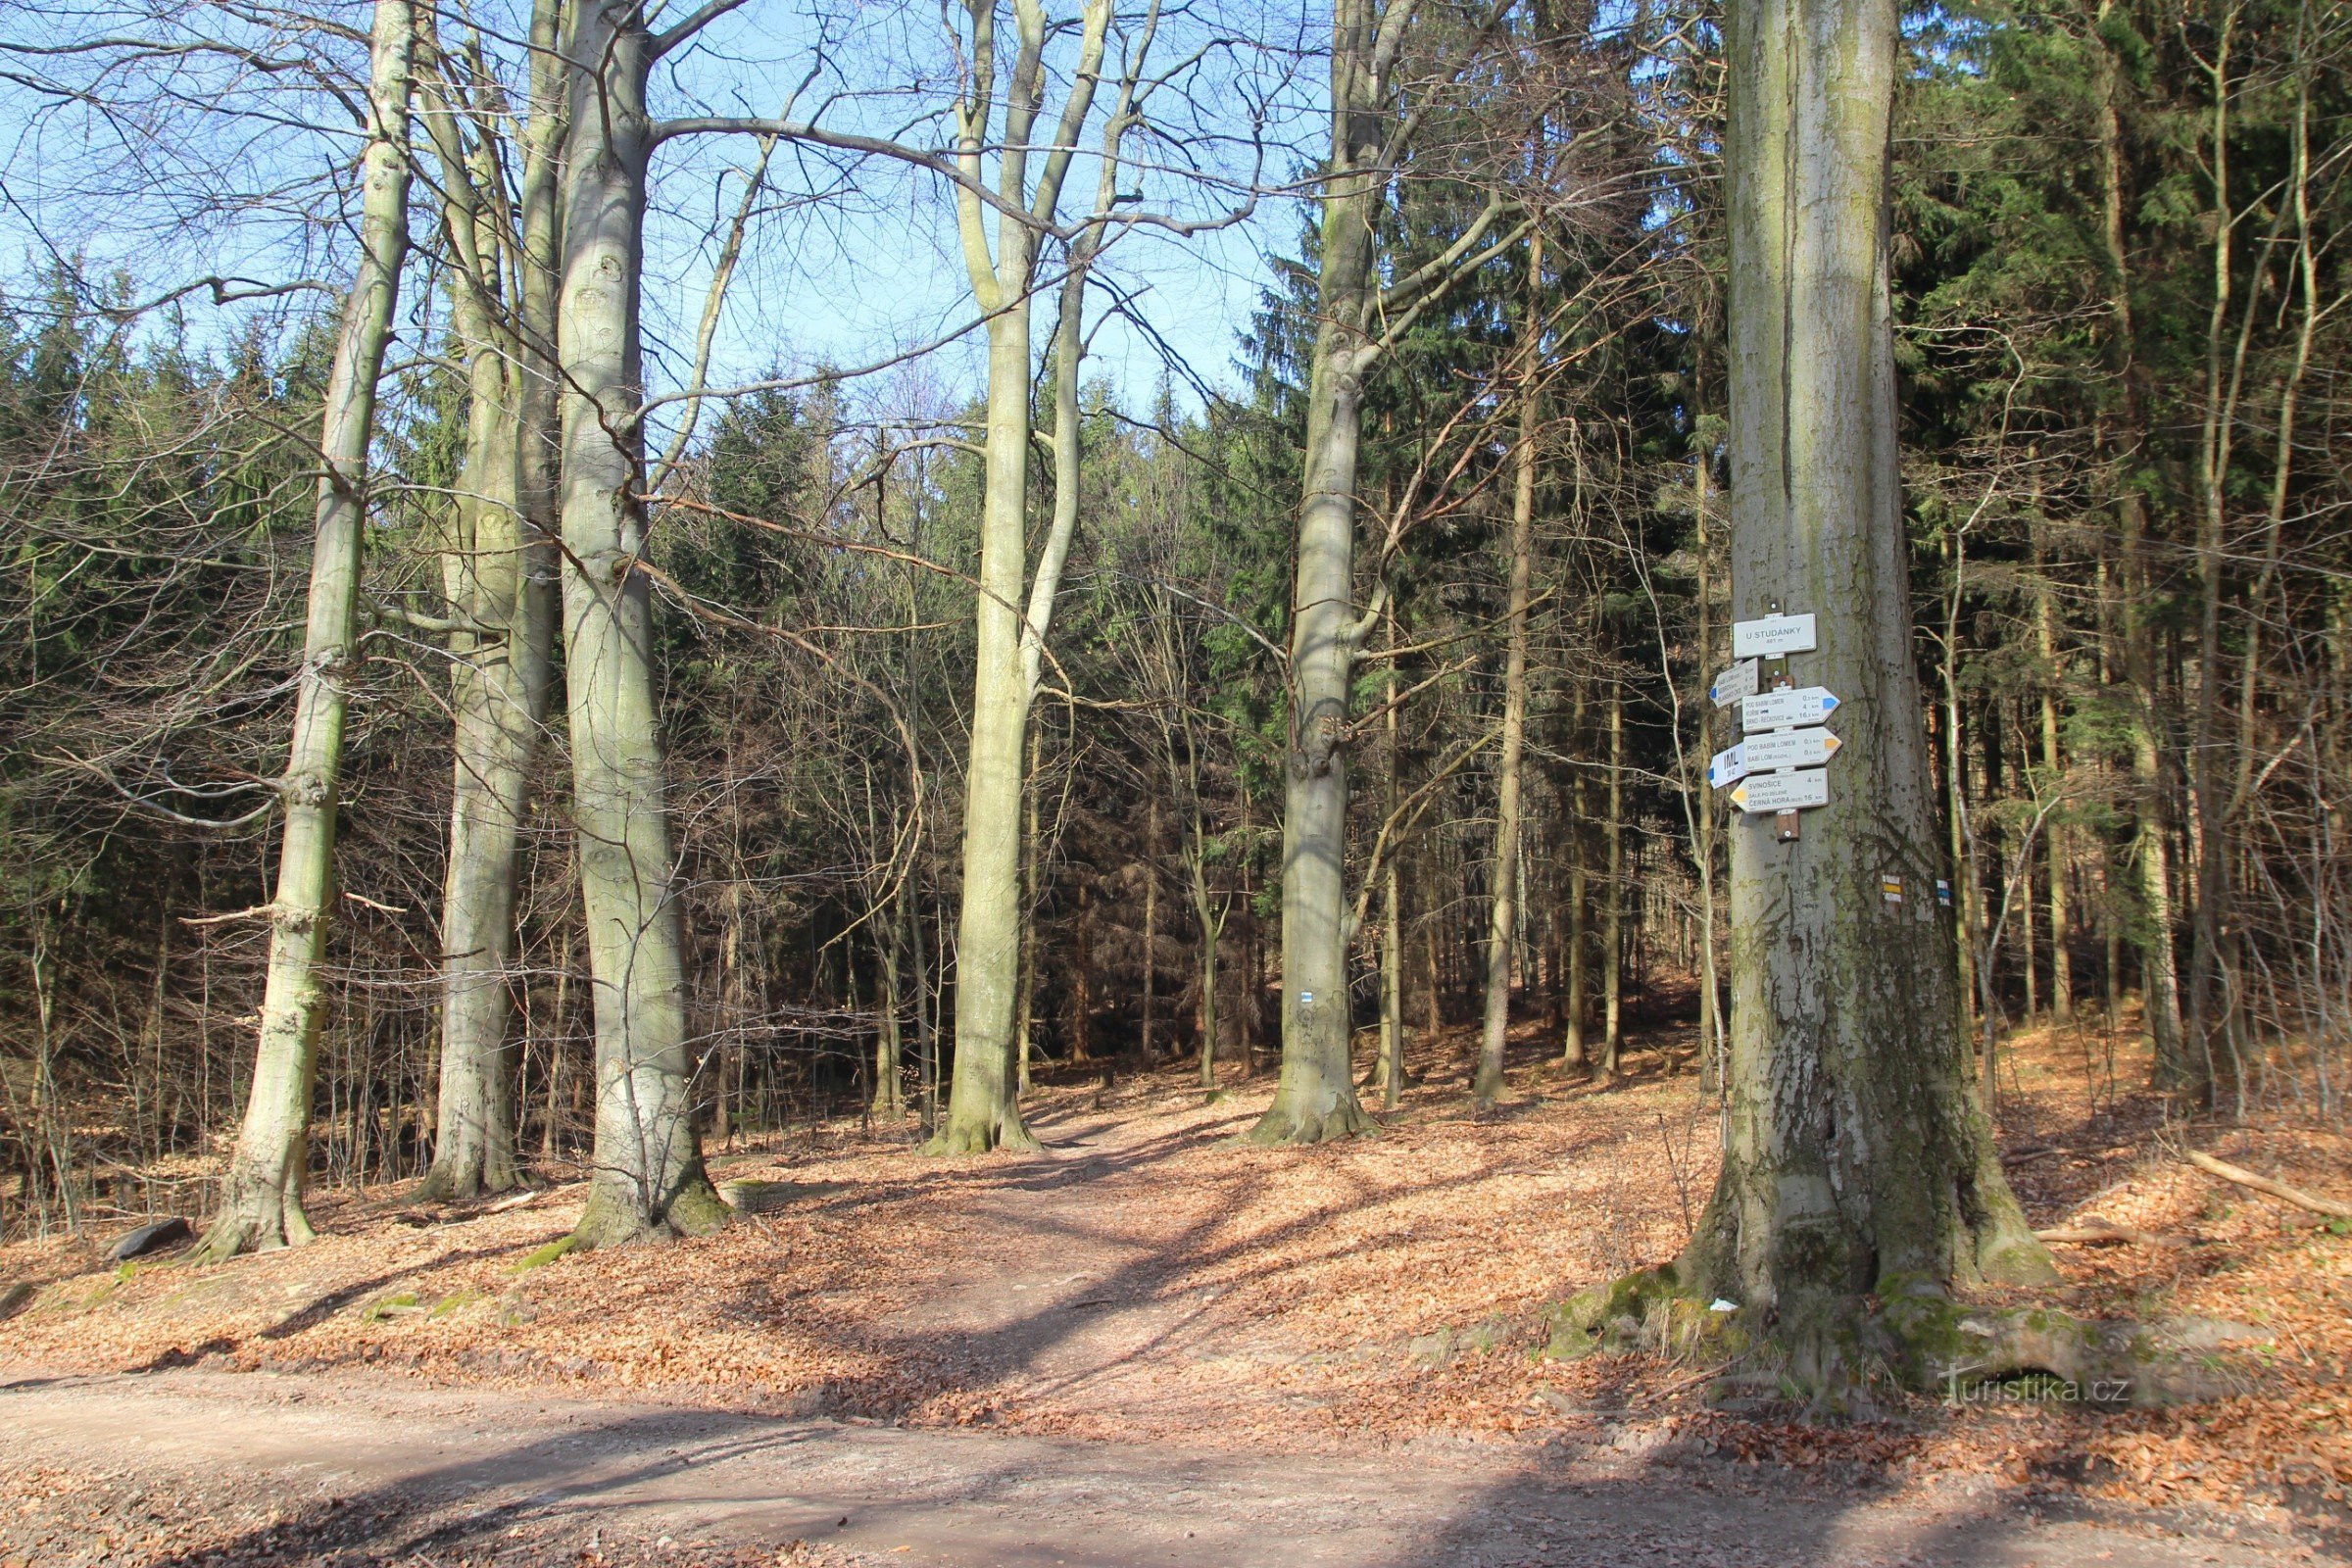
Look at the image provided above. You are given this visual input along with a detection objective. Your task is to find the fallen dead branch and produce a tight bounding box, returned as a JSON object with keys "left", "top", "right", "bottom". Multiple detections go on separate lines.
{"left": 2185, "top": 1151, "right": 2352, "bottom": 1220}
{"left": 2033, "top": 1221, "right": 2184, "bottom": 1249}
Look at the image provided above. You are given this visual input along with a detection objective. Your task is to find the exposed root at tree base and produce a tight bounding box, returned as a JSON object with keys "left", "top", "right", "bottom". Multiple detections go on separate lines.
{"left": 408, "top": 1164, "right": 521, "bottom": 1205}
{"left": 564, "top": 1177, "right": 732, "bottom": 1252}
{"left": 923, "top": 1120, "right": 1044, "bottom": 1156}
{"left": 1245, "top": 1099, "right": 1376, "bottom": 1146}
{"left": 1543, "top": 1262, "right": 2263, "bottom": 1419}
{"left": 186, "top": 1190, "right": 315, "bottom": 1265}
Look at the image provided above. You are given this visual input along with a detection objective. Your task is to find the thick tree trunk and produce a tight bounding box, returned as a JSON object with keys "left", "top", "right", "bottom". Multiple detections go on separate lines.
{"left": 194, "top": 0, "right": 415, "bottom": 1262}
{"left": 2087, "top": 0, "right": 2187, "bottom": 1089}
{"left": 554, "top": 0, "right": 723, "bottom": 1248}
{"left": 937, "top": 318, "right": 1040, "bottom": 1151}
{"left": 417, "top": 0, "right": 564, "bottom": 1200}
{"left": 1675, "top": 0, "right": 2052, "bottom": 1368}
{"left": 1251, "top": 13, "right": 1389, "bottom": 1141}
{"left": 1255, "top": 290, "right": 1377, "bottom": 1143}
{"left": 1475, "top": 371, "right": 1538, "bottom": 1106}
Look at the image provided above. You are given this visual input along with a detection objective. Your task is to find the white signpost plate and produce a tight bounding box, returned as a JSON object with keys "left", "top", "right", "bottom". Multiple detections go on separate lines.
{"left": 1708, "top": 659, "right": 1759, "bottom": 709}
{"left": 1730, "top": 768, "right": 1830, "bottom": 813}
{"left": 1743, "top": 727, "right": 1840, "bottom": 771}
{"left": 1707, "top": 743, "right": 1747, "bottom": 790}
{"left": 1731, "top": 612, "right": 1818, "bottom": 659}
{"left": 1741, "top": 687, "right": 1839, "bottom": 733}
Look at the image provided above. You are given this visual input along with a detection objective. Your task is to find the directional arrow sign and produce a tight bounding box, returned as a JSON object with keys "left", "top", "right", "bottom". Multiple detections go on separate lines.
{"left": 1730, "top": 767, "right": 1830, "bottom": 813}
{"left": 1742, "top": 727, "right": 1840, "bottom": 771}
{"left": 1731, "top": 612, "right": 1818, "bottom": 659}
{"left": 1740, "top": 686, "right": 1839, "bottom": 733}
{"left": 1707, "top": 742, "right": 1747, "bottom": 790}
{"left": 1708, "top": 659, "right": 1759, "bottom": 709}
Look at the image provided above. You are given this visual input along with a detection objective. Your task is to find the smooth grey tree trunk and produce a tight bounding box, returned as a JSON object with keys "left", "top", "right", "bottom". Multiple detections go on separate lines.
{"left": 1676, "top": 0, "right": 2052, "bottom": 1364}
{"left": 933, "top": 0, "right": 1110, "bottom": 1152}
{"left": 1474, "top": 375, "right": 1539, "bottom": 1106}
{"left": 194, "top": 0, "right": 416, "bottom": 1262}
{"left": 416, "top": 0, "right": 564, "bottom": 1200}
{"left": 554, "top": 0, "right": 725, "bottom": 1247}
{"left": 1249, "top": 0, "right": 1398, "bottom": 1145}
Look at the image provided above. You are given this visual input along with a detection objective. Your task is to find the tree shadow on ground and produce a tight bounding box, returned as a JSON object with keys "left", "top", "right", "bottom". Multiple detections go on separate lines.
{"left": 46, "top": 1377, "right": 2310, "bottom": 1568}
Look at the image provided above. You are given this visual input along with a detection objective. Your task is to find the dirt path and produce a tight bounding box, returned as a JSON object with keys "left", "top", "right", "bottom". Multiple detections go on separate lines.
{"left": 1, "top": 1080, "right": 2341, "bottom": 1565}
{"left": 0, "top": 1365, "right": 2320, "bottom": 1567}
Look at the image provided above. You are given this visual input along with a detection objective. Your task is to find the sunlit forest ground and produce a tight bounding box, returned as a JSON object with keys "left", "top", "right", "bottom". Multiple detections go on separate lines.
{"left": 3, "top": 999, "right": 2346, "bottom": 1549}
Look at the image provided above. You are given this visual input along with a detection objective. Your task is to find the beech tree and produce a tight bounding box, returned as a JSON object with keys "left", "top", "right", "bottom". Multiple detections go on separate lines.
{"left": 930, "top": 0, "right": 1113, "bottom": 1153}
{"left": 1556, "top": 0, "right": 2053, "bottom": 1388}
{"left": 1253, "top": 0, "right": 1522, "bottom": 1144}
{"left": 412, "top": 0, "right": 566, "bottom": 1201}
{"left": 193, "top": 0, "right": 416, "bottom": 1261}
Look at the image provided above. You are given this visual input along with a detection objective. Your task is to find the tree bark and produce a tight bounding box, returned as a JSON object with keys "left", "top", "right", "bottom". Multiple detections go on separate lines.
{"left": 1563, "top": 694, "right": 1590, "bottom": 1068}
{"left": 555, "top": 0, "right": 724, "bottom": 1248}
{"left": 935, "top": 0, "right": 1110, "bottom": 1152}
{"left": 1142, "top": 793, "right": 1159, "bottom": 1059}
{"left": 2033, "top": 510, "right": 2072, "bottom": 1023}
{"left": 1597, "top": 679, "right": 1625, "bottom": 1079}
{"left": 416, "top": 0, "right": 564, "bottom": 1200}
{"left": 1250, "top": 0, "right": 1404, "bottom": 1144}
{"left": 1475, "top": 331, "right": 1540, "bottom": 1107}
{"left": 1377, "top": 610, "right": 1404, "bottom": 1107}
{"left": 2088, "top": 0, "right": 2186, "bottom": 1088}
{"left": 194, "top": 0, "right": 415, "bottom": 1261}
{"left": 1676, "top": 0, "right": 2054, "bottom": 1369}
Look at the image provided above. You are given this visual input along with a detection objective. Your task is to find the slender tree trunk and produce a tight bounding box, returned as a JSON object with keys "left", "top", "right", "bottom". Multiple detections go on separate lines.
{"left": 1563, "top": 707, "right": 1590, "bottom": 1067}
{"left": 1377, "top": 611, "right": 1404, "bottom": 1108}
{"left": 1192, "top": 842, "right": 1224, "bottom": 1090}
{"left": 874, "top": 921, "right": 906, "bottom": 1118}
{"left": 1693, "top": 406, "right": 1725, "bottom": 1093}
{"left": 1475, "top": 337, "right": 1539, "bottom": 1107}
{"left": 1597, "top": 680, "right": 1625, "bottom": 1079}
{"left": 2034, "top": 514, "right": 2073, "bottom": 1023}
{"left": 934, "top": 0, "right": 1111, "bottom": 1153}
{"left": 2184, "top": 14, "right": 2237, "bottom": 1095}
{"left": 1141, "top": 793, "right": 1159, "bottom": 1059}
{"left": 1016, "top": 726, "right": 1040, "bottom": 1096}
{"left": 1073, "top": 881, "right": 1094, "bottom": 1063}
{"left": 417, "top": 0, "right": 564, "bottom": 1200}
{"left": 1676, "top": 0, "right": 2052, "bottom": 1364}
{"left": 554, "top": 0, "right": 723, "bottom": 1247}
{"left": 194, "top": 0, "right": 415, "bottom": 1261}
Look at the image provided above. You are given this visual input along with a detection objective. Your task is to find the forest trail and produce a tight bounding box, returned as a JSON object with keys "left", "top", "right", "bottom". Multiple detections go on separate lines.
{"left": 2, "top": 1041, "right": 2346, "bottom": 1565}
{"left": 0, "top": 1326, "right": 2317, "bottom": 1568}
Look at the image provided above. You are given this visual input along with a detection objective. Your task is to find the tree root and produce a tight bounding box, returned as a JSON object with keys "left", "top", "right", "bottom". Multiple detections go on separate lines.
{"left": 566, "top": 1171, "right": 732, "bottom": 1251}
{"left": 924, "top": 1114, "right": 1044, "bottom": 1155}
{"left": 1245, "top": 1096, "right": 1375, "bottom": 1146}
{"left": 186, "top": 1181, "right": 315, "bottom": 1264}
{"left": 1543, "top": 1265, "right": 2264, "bottom": 1414}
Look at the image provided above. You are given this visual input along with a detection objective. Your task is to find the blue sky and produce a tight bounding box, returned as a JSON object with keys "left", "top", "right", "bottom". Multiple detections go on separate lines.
{"left": 0, "top": 0, "right": 1327, "bottom": 426}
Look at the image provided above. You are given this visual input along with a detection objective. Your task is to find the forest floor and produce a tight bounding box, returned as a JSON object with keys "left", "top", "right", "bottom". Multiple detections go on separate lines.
{"left": 1, "top": 1006, "right": 2347, "bottom": 1566}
